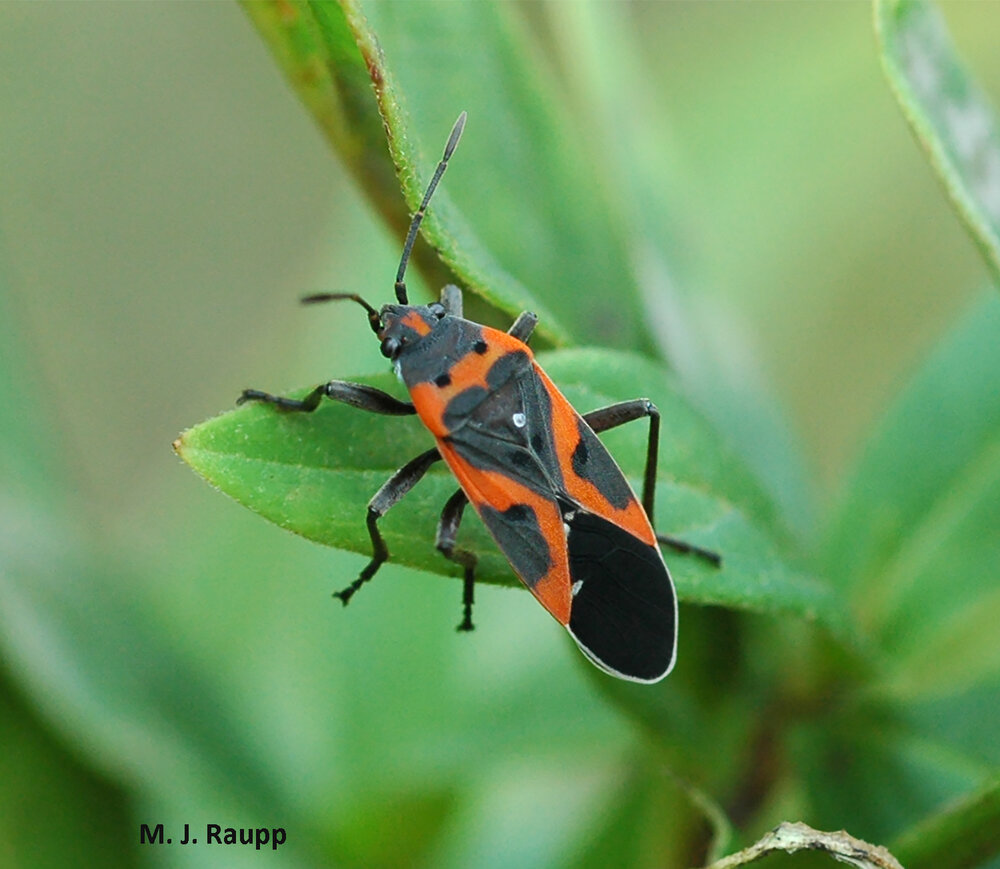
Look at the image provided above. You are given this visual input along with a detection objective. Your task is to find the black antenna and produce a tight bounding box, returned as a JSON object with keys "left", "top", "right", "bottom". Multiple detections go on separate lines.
{"left": 301, "top": 292, "right": 382, "bottom": 334}
{"left": 394, "top": 111, "right": 467, "bottom": 305}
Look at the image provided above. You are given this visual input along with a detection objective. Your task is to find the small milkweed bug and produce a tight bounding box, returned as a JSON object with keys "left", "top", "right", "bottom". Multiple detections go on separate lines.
{"left": 238, "top": 112, "right": 721, "bottom": 683}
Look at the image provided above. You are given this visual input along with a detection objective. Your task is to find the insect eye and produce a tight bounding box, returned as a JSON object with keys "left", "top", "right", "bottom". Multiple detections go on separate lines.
{"left": 428, "top": 303, "right": 446, "bottom": 319}
{"left": 380, "top": 336, "right": 400, "bottom": 358}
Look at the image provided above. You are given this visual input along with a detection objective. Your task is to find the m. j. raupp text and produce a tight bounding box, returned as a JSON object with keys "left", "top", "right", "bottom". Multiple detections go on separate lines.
{"left": 139, "top": 823, "right": 286, "bottom": 850}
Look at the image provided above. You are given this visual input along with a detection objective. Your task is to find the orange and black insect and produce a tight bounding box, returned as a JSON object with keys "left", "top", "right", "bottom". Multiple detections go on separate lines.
{"left": 239, "top": 113, "right": 720, "bottom": 683}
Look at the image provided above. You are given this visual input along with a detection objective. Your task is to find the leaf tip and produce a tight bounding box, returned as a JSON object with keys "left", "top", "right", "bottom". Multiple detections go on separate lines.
{"left": 172, "top": 433, "right": 192, "bottom": 463}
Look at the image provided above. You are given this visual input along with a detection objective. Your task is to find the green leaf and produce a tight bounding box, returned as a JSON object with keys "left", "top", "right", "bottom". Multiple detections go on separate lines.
{"left": 891, "top": 774, "right": 1000, "bottom": 869}
{"left": 789, "top": 702, "right": 992, "bottom": 847}
{"left": 538, "top": 1, "right": 819, "bottom": 542}
{"left": 240, "top": 0, "right": 564, "bottom": 344}
{"left": 0, "top": 266, "right": 289, "bottom": 857}
{"left": 0, "top": 508, "right": 289, "bottom": 821}
{"left": 0, "top": 674, "right": 137, "bottom": 869}
{"left": 176, "top": 348, "right": 850, "bottom": 642}
{"left": 822, "top": 292, "right": 1000, "bottom": 692}
{"left": 875, "top": 0, "right": 1000, "bottom": 282}
{"left": 347, "top": 0, "right": 655, "bottom": 349}
{"left": 814, "top": 293, "right": 1000, "bottom": 866}
{"left": 567, "top": 760, "right": 734, "bottom": 869}
{"left": 241, "top": 1, "right": 664, "bottom": 349}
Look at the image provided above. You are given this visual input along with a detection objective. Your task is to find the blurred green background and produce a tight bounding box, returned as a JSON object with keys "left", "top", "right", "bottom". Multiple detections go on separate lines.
{"left": 1, "top": 2, "right": 998, "bottom": 868}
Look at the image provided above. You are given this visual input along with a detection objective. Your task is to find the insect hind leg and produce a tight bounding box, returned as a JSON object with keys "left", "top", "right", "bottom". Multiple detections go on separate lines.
{"left": 583, "top": 399, "right": 722, "bottom": 568}
{"left": 656, "top": 533, "right": 722, "bottom": 567}
{"left": 435, "top": 489, "right": 478, "bottom": 631}
{"left": 334, "top": 448, "right": 441, "bottom": 605}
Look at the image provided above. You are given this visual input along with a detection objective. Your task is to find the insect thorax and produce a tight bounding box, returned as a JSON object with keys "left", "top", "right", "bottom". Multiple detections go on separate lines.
{"left": 394, "top": 315, "right": 488, "bottom": 390}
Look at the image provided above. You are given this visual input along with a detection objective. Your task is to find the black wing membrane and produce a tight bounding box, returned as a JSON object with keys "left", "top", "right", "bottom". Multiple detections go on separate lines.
{"left": 562, "top": 499, "right": 677, "bottom": 683}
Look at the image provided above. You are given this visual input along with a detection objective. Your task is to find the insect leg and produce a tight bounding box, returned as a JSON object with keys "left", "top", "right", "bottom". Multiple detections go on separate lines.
{"left": 653, "top": 532, "right": 721, "bottom": 567}
{"left": 583, "top": 400, "right": 722, "bottom": 567}
{"left": 238, "top": 381, "right": 416, "bottom": 415}
{"left": 435, "top": 489, "right": 478, "bottom": 632}
{"left": 508, "top": 312, "right": 539, "bottom": 343}
{"left": 334, "top": 448, "right": 442, "bottom": 605}
{"left": 583, "top": 400, "right": 661, "bottom": 519}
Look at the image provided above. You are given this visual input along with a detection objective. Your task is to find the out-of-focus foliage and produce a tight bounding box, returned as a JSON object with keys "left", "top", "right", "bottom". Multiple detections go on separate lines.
{"left": 0, "top": 2, "right": 998, "bottom": 867}
{"left": 876, "top": 0, "right": 1000, "bottom": 282}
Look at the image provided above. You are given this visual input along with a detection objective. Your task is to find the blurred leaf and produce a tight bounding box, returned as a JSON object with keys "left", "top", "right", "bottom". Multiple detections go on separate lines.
{"left": 176, "top": 348, "right": 850, "bottom": 643}
{"left": 327, "top": 787, "right": 457, "bottom": 868}
{"left": 789, "top": 701, "right": 990, "bottom": 848}
{"left": 0, "top": 526, "right": 287, "bottom": 821}
{"left": 244, "top": 0, "right": 624, "bottom": 346}
{"left": 0, "top": 504, "right": 336, "bottom": 867}
{"left": 542, "top": 1, "right": 818, "bottom": 543}
{"left": 348, "top": 0, "right": 658, "bottom": 349}
{"left": 822, "top": 292, "right": 1000, "bottom": 691}
{"left": 900, "top": 675, "right": 1000, "bottom": 770}
{"left": 0, "top": 264, "right": 288, "bottom": 862}
{"left": 0, "top": 260, "right": 141, "bottom": 868}
{"left": 875, "top": 0, "right": 1000, "bottom": 282}
{"left": 891, "top": 774, "right": 1000, "bottom": 869}
{"left": 568, "top": 759, "right": 733, "bottom": 869}
{"left": 0, "top": 673, "right": 138, "bottom": 869}
{"left": 808, "top": 293, "right": 1000, "bottom": 868}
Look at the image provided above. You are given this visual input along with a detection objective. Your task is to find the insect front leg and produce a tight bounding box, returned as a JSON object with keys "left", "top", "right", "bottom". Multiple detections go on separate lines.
{"left": 435, "top": 489, "right": 478, "bottom": 632}
{"left": 583, "top": 400, "right": 722, "bottom": 567}
{"left": 238, "top": 381, "right": 416, "bottom": 416}
{"left": 335, "top": 448, "right": 441, "bottom": 605}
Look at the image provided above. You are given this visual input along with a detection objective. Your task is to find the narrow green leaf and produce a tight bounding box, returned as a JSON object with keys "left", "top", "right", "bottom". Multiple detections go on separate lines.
{"left": 176, "top": 348, "right": 850, "bottom": 642}
{"left": 241, "top": 0, "right": 571, "bottom": 344}
{"left": 823, "top": 292, "right": 1000, "bottom": 691}
{"left": 875, "top": 0, "right": 1000, "bottom": 282}
{"left": 240, "top": 0, "right": 401, "bottom": 245}
{"left": 345, "top": 0, "right": 654, "bottom": 350}
{"left": 892, "top": 774, "right": 1000, "bottom": 869}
